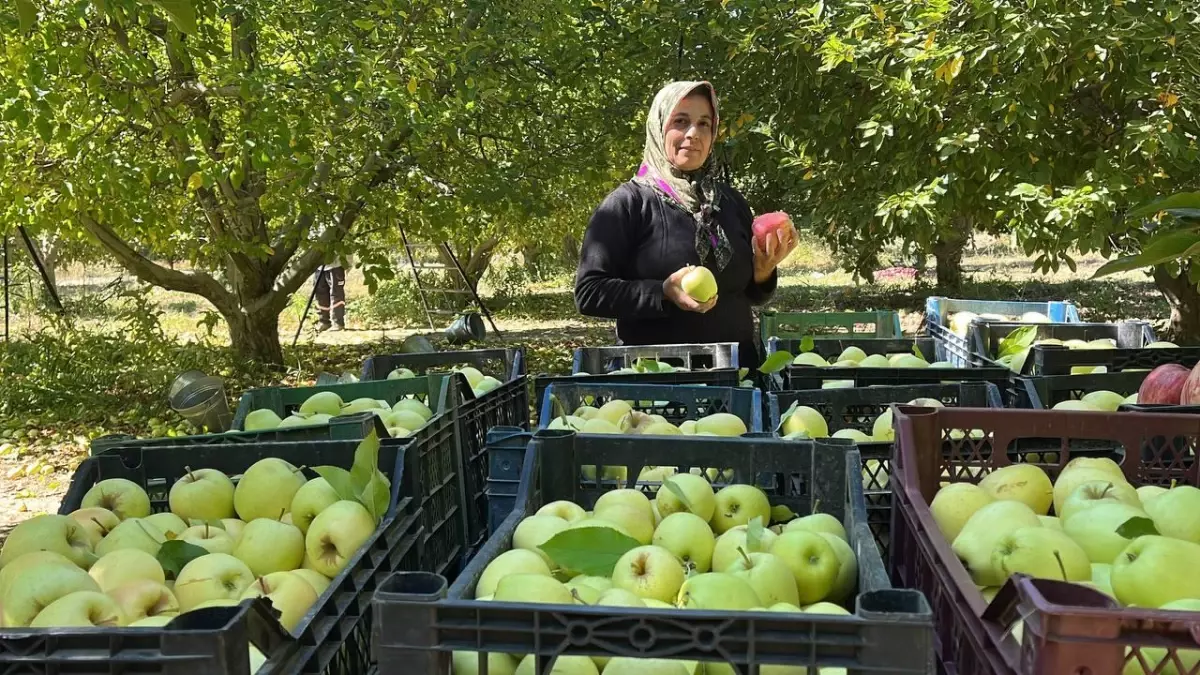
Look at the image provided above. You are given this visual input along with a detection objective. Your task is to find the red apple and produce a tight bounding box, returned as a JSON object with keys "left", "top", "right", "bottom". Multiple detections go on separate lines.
{"left": 1140, "top": 364, "right": 1190, "bottom": 405}
{"left": 1178, "top": 363, "right": 1200, "bottom": 405}
{"left": 752, "top": 211, "right": 792, "bottom": 246}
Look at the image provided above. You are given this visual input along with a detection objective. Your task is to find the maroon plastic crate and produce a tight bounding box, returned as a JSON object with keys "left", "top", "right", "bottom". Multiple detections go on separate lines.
{"left": 890, "top": 405, "right": 1200, "bottom": 675}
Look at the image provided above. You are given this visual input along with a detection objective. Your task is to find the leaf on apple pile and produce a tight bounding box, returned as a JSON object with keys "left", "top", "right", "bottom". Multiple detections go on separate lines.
{"left": 314, "top": 430, "right": 391, "bottom": 525}
{"left": 158, "top": 540, "right": 210, "bottom": 580}
{"left": 759, "top": 351, "right": 794, "bottom": 374}
{"left": 776, "top": 401, "right": 800, "bottom": 433}
{"left": 633, "top": 357, "right": 662, "bottom": 373}
{"left": 800, "top": 335, "right": 815, "bottom": 354}
{"left": 314, "top": 466, "right": 358, "bottom": 502}
{"left": 662, "top": 477, "right": 695, "bottom": 513}
{"left": 911, "top": 342, "right": 924, "bottom": 358}
{"left": 747, "top": 516, "right": 765, "bottom": 552}
{"left": 998, "top": 326, "right": 1039, "bottom": 359}
{"left": 1116, "top": 516, "right": 1160, "bottom": 539}
{"left": 770, "top": 505, "right": 797, "bottom": 524}
{"left": 738, "top": 368, "right": 749, "bottom": 380}
{"left": 540, "top": 527, "right": 641, "bottom": 577}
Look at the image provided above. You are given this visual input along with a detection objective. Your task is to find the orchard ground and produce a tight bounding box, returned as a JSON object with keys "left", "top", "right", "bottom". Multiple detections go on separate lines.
{"left": 0, "top": 235, "right": 1171, "bottom": 541}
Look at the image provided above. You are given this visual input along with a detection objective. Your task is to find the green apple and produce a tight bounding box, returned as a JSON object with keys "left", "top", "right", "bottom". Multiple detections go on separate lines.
{"left": 952, "top": 500, "right": 1041, "bottom": 586}
{"left": 681, "top": 265, "right": 718, "bottom": 303}
{"left": 641, "top": 421, "right": 683, "bottom": 436}
{"left": 516, "top": 654, "right": 600, "bottom": 675}
{"left": 393, "top": 398, "right": 433, "bottom": 420}
{"left": 991, "top": 526, "right": 1091, "bottom": 582}
{"left": 677, "top": 572, "right": 761, "bottom": 610}
{"left": 611, "top": 545, "right": 686, "bottom": 604}
{"left": 1039, "top": 516, "right": 1061, "bottom": 530}
{"left": 602, "top": 658, "right": 691, "bottom": 675}
{"left": 0, "top": 513, "right": 98, "bottom": 570}
{"left": 653, "top": 512, "right": 716, "bottom": 574}
{"left": 803, "top": 601, "right": 851, "bottom": 615}
{"left": 68, "top": 507, "right": 121, "bottom": 548}
{"left": 109, "top": 579, "right": 180, "bottom": 623}
{"left": 929, "top": 483, "right": 995, "bottom": 542}
{"left": 221, "top": 518, "right": 247, "bottom": 543}
{"left": 791, "top": 352, "right": 829, "bottom": 367}
{"left": 858, "top": 354, "right": 891, "bottom": 368}
{"left": 580, "top": 418, "right": 623, "bottom": 435}
{"left": 548, "top": 416, "right": 588, "bottom": 431}
{"left": 96, "top": 518, "right": 168, "bottom": 558}
{"left": 770, "top": 531, "right": 840, "bottom": 605}
{"left": 278, "top": 413, "right": 332, "bottom": 429}
{"left": 494, "top": 573, "right": 574, "bottom": 605}
{"left": 784, "top": 513, "right": 847, "bottom": 542}
{"left": 475, "top": 549, "right": 552, "bottom": 599}
{"left": 1137, "top": 485, "right": 1168, "bottom": 506}
{"left": 569, "top": 584, "right": 602, "bottom": 605}
{"left": 81, "top": 478, "right": 151, "bottom": 520}
{"left": 537, "top": 500, "right": 587, "bottom": 523}
{"left": 594, "top": 504, "right": 654, "bottom": 545}
{"left": 978, "top": 463, "right": 1053, "bottom": 515}
{"left": 233, "top": 517, "right": 306, "bottom": 576}
{"left": 304, "top": 500, "right": 376, "bottom": 578}
{"left": 566, "top": 575, "right": 612, "bottom": 594}
{"left": 1112, "top": 535, "right": 1200, "bottom": 608}
{"left": 1088, "top": 563, "right": 1115, "bottom": 599}
{"left": 513, "top": 514, "right": 570, "bottom": 565}
{"left": 871, "top": 409, "right": 894, "bottom": 441}
{"left": 837, "top": 346, "right": 867, "bottom": 363}
{"left": 597, "top": 588, "right": 646, "bottom": 607}
{"left": 181, "top": 523, "right": 237, "bottom": 555}
{"left": 712, "top": 524, "right": 779, "bottom": 573}
{"left": 819, "top": 533, "right": 858, "bottom": 604}
{"left": 474, "top": 376, "right": 504, "bottom": 396}
{"left": 891, "top": 355, "right": 929, "bottom": 369}
{"left": 244, "top": 408, "right": 283, "bottom": 431}
{"left": 173, "top": 552, "right": 256, "bottom": 611}
{"left": 725, "top": 549, "right": 799, "bottom": 607}
{"left": 1061, "top": 502, "right": 1146, "bottom": 564}
{"left": 169, "top": 467, "right": 236, "bottom": 521}
{"left": 3, "top": 563, "right": 102, "bottom": 626}
{"left": 292, "top": 568, "right": 332, "bottom": 596}
{"left": 233, "top": 457, "right": 307, "bottom": 522}
{"left": 239, "top": 570, "right": 319, "bottom": 631}
{"left": 1145, "top": 485, "right": 1200, "bottom": 545}
{"left": 656, "top": 474, "right": 716, "bottom": 522}
{"left": 387, "top": 367, "right": 417, "bottom": 380}
{"left": 831, "top": 429, "right": 872, "bottom": 442}
{"left": 453, "top": 651, "right": 518, "bottom": 675}
{"left": 300, "top": 391, "right": 344, "bottom": 416}
{"left": 710, "top": 485, "right": 771, "bottom": 534}
{"left": 0, "top": 551, "right": 76, "bottom": 599}
{"left": 30, "top": 590, "right": 124, "bottom": 628}
{"left": 145, "top": 512, "right": 189, "bottom": 540}
{"left": 595, "top": 489, "right": 655, "bottom": 524}
{"left": 341, "top": 397, "right": 384, "bottom": 415}
{"left": 453, "top": 366, "right": 485, "bottom": 389}
{"left": 289, "top": 477, "right": 341, "bottom": 535}
{"left": 780, "top": 406, "right": 828, "bottom": 438}
{"left": 1059, "top": 480, "right": 1142, "bottom": 522}
{"left": 694, "top": 413, "right": 748, "bottom": 437}
{"left": 386, "top": 409, "right": 428, "bottom": 432}
{"left": 1080, "top": 390, "right": 1125, "bottom": 412}
{"left": 89, "top": 548, "right": 166, "bottom": 591}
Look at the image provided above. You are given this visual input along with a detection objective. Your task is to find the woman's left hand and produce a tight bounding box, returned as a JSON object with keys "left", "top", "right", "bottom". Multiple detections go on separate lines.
{"left": 752, "top": 224, "right": 798, "bottom": 283}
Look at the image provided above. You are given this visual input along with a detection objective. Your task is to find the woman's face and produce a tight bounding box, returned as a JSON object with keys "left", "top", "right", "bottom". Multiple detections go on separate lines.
{"left": 664, "top": 93, "right": 715, "bottom": 172}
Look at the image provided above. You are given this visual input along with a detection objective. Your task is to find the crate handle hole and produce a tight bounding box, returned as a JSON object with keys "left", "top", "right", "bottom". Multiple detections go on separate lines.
{"left": 567, "top": 622, "right": 593, "bottom": 645}
{"left": 692, "top": 627, "right": 718, "bottom": 649}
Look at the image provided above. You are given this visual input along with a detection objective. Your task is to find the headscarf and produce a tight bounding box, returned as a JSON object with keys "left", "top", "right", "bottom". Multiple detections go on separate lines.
{"left": 633, "top": 80, "right": 732, "bottom": 271}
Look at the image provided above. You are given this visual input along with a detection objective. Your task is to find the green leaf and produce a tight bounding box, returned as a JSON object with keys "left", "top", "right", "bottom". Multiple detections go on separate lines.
{"left": 633, "top": 357, "right": 661, "bottom": 373}
{"left": 359, "top": 471, "right": 390, "bottom": 525}
{"left": 738, "top": 368, "right": 749, "bottom": 380}
{"left": 747, "top": 516, "right": 765, "bottom": 552}
{"left": 1134, "top": 229, "right": 1200, "bottom": 268}
{"left": 314, "top": 466, "right": 358, "bottom": 502}
{"left": 770, "top": 505, "right": 797, "bottom": 524}
{"left": 1116, "top": 516, "right": 1159, "bottom": 539}
{"left": 662, "top": 477, "right": 695, "bottom": 513}
{"left": 15, "top": 0, "right": 37, "bottom": 32}
{"left": 1128, "top": 192, "right": 1200, "bottom": 220}
{"left": 777, "top": 401, "right": 800, "bottom": 432}
{"left": 539, "top": 526, "right": 640, "bottom": 577}
{"left": 998, "top": 326, "right": 1038, "bottom": 358}
{"left": 157, "top": 540, "right": 209, "bottom": 580}
{"left": 350, "top": 430, "right": 381, "bottom": 494}
{"left": 800, "top": 335, "right": 815, "bottom": 353}
{"left": 912, "top": 342, "right": 923, "bottom": 358}
{"left": 1092, "top": 255, "right": 1147, "bottom": 279}
{"left": 152, "top": 0, "right": 198, "bottom": 34}
{"left": 759, "top": 350, "right": 794, "bottom": 374}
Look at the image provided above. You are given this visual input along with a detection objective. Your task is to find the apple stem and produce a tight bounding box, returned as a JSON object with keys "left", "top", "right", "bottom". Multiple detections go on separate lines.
{"left": 812, "top": 499, "right": 822, "bottom": 515}
{"left": 259, "top": 577, "right": 268, "bottom": 593}
{"left": 1053, "top": 550, "right": 1068, "bottom": 582}
{"left": 737, "top": 546, "right": 753, "bottom": 568}
{"left": 204, "top": 522, "right": 210, "bottom": 537}
{"left": 570, "top": 589, "right": 589, "bottom": 605}
{"left": 1101, "top": 482, "right": 1114, "bottom": 499}
{"left": 184, "top": 465, "right": 197, "bottom": 482}
{"left": 278, "top": 508, "right": 286, "bottom": 521}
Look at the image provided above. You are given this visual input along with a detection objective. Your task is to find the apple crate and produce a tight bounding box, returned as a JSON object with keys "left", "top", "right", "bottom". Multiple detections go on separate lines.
{"left": 759, "top": 310, "right": 903, "bottom": 346}
{"left": 971, "top": 320, "right": 1158, "bottom": 373}
{"left": 537, "top": 381, "right": 763, "bottom": 431}
{"left": 360, "top": 348, "right": 530, "bottom": 550}
{"left": 1016, "top": 371, "right": 1153, "bottom": 410}
{"left": 764, "top": 336, "right": 1011, "bottom": 392}
{"left": 767, "top": 382, "right": 1004, "bottom": 559}
{"left": 370, "top": 428, "right": 935, "bottom": 675}
{"left": 924, "top": 297, "right": 1081, "bottom": 368}
{"left": 1028, "top": 342, "right": 1200, "bottom": 377}
{"left": 572, "top": 342, "right": 740, "bottom": 374}
{"left": 890, "top": 405, "right": 1200, "bottom": 675}
{"left": 5, "top": 422, "right": 472, "bottom": 675}
{"left": 232, "top": 372, "right": 464, "bottom": 434}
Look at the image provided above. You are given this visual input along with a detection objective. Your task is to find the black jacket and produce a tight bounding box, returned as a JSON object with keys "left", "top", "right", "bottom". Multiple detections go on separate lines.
{"left": 574, "top": 180, "right": 777, "bottom": 368}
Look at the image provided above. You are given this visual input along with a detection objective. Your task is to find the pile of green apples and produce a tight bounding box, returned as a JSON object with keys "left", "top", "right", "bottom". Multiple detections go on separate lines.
{"left": 997, "top": 331, "right": 1179, "bottom": 375}
{"left": 1050, "top": 390, "right": 1138, "bottom": 412}
{"left": 456, "top": 476, "right": 856, "bottom": 675}
{"left": 0, "top": 457, "right": 378, "bottom": 645}
{"left": 243, "top": 390, "right": 434, "bottom": 438}
{"left": 787, "top": 345, "right": 956, "bottom": 390}
{"left": 387, "top": 365, "right": 504, "bottom": 399}
{"left": 947, "top": 311, "right": 1051, "bottom": 338}
{"left": 930, "top": 456, "right": 1200, "bottom": 656}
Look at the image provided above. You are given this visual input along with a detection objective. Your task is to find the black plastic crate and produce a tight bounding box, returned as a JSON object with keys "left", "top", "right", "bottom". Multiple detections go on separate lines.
{"left": 924, "top": 296, "right": 1081, "bottom": 367}
{"left": 970, "top": 320, "right": 1156, "bottom": 371}
{"left": 538, "top": 381, "right": 763, "bottom": 431}
{"left": 1016, "top": 371, "right": 1152, "bottom": 409}
{"left": 533, "top": 370, "right": 744, "bottom": 426}
{"left": 767, "top": 382, "right": 1003, "bottom": 559}
{"left": 2, "top": 422, "right": 470, "bottom": 675}
{"left": 1029, "top": 343, "right": 1200, "bottom": 376}
{"left": 573, "top": 342, "right": 739, "bottom": 373}
{"left": 360, "top": 347, "right": 525, "bottom": 383}
{"left": 765, "top": 336, "right": 1011, "bottom": 392}
{"left": 371, "top": 428, "right": 934, "bottom": 675}
{"left": 89, "top": 412, "right": 389, "bottom": 456}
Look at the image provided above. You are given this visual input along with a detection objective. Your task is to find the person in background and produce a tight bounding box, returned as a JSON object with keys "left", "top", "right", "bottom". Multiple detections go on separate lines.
{"left": 574, "top": 80, "right": 797, "bottom": 369}
{"left": 314, "top": 253, "right": 354, "bottom": 332}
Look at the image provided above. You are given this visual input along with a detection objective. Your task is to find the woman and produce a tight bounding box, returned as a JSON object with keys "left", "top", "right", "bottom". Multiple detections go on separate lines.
{"left": 574, "top": 80, "right": 797, "bottom": 369}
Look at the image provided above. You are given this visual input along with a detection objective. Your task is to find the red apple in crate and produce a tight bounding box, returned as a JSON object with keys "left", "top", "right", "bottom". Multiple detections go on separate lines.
{"left": 752, "top": 212, "right": 792, "bottom": 246}
{"left": 1140, "top": 364, "right": 1190, "bottom": 405}
{"left": 1177, "top": 363, "right": 1200, "bottom": 405}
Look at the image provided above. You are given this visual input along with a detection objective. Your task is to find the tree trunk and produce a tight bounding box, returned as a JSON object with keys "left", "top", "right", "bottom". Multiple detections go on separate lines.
{"left": 933, "top": 225, "right": 969, "bottom": 292}
{"left": 1153, "top": 265, "right": 1200, "bottom": 342}
{"left": 226, "top": 308, "right": 284, "bottom": 366}
{"left": 561, "top": 234, "right": 580, "bottom": 264}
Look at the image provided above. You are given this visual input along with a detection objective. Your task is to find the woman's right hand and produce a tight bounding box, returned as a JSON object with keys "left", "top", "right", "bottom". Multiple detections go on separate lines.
{"left": 663, "top": 266, "right": 718, "bottom": 313}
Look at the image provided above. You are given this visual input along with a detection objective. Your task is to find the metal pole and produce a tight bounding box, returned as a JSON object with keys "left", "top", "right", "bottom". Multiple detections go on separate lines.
{"left": 292, "top": 265, "right": 324, "bottom": 348}
{"left": 398, "top": 222, "right": 437, "bottom": 331}
{"left": 16, "top": 226, "right": 63, "bottom": 312}
{"left": 439, "top": 242, "right": 502, "bottom": 337}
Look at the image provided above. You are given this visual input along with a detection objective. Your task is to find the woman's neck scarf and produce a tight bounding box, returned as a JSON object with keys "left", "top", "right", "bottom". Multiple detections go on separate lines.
{"left": 633, "top": 80, "right": 732, "bottom": 271}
